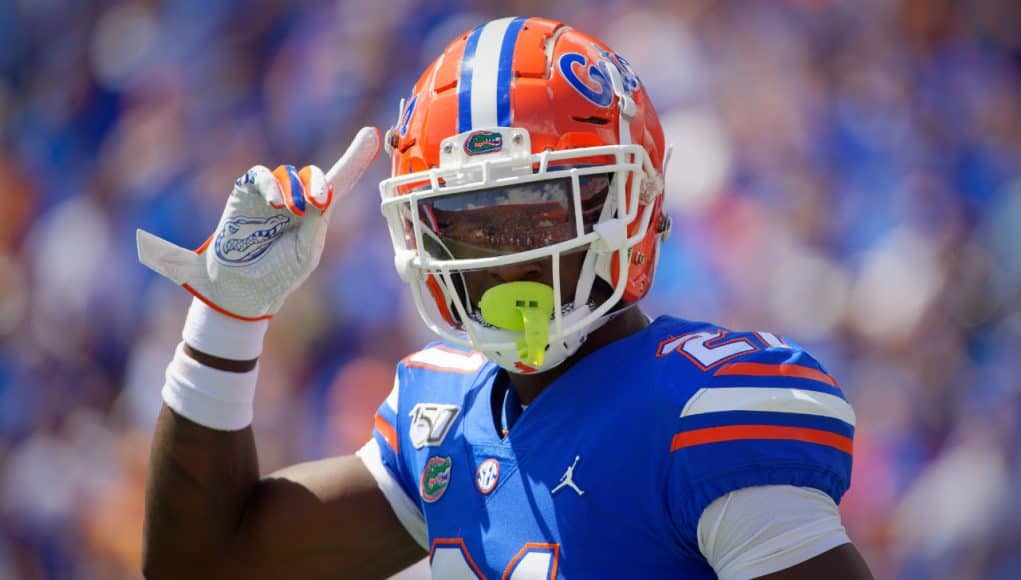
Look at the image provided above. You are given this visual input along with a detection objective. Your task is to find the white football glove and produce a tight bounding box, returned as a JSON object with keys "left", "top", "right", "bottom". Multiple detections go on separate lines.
{"left": 137, "top": 127, "right": 380, "bottom": 320}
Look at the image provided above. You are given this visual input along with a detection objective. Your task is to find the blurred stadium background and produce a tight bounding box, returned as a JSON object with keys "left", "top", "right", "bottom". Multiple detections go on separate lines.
{"left": 1, "top": 0, "right": 1019, "bottom": 578}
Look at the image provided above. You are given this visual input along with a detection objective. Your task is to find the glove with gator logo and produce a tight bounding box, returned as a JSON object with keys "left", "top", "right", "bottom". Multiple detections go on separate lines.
{"left": 137, "top": 127, "right": 380, "bottom": 321}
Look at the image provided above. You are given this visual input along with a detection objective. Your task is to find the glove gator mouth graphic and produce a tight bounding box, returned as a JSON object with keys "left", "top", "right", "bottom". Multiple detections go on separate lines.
{"left": 214, "top": 215, "right": 290, "bottom": 265}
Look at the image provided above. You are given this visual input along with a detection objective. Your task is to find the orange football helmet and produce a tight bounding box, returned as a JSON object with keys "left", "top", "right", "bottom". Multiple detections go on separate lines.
{"left": 379, "top": 16, "right": 669, "bottom": 373}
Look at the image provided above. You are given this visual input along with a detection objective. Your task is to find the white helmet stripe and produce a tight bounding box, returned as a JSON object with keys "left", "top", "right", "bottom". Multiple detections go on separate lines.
{"left": 457, "top": 16, "right": 525, "bottom": 132}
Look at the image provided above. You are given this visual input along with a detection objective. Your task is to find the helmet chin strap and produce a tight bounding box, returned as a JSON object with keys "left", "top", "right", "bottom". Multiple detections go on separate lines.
{"left": 467, "top": 278, "right": 641, "bottom": 375}
{"left": 478, "top": 282, "right": 555, "bottom": 367}
{"left": 466, "top": 301, "right": 606, "bottom": 374}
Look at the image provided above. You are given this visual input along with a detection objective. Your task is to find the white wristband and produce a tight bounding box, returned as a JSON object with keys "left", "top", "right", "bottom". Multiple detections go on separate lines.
{"left": 163, "top": 342, "right": 258, "bottom": 431}
{"left": 182, "top": 298, "right": 269, "bottom": 360}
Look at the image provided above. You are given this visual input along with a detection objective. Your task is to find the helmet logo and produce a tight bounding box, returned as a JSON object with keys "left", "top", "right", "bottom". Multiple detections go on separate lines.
{"left": 558, "top": 53, "right": 612, "bottom": 107}
{"left": 464, "top": 130, "right": 503, "bottom": 155}
{"left": 398, "top": 95, "right": 417, "bottom": 137}
{"left": 596, "top": 47, "right": 641, "bottom": 94}
{"left": 558, "top": 47, "right": 641, "bottom": 108}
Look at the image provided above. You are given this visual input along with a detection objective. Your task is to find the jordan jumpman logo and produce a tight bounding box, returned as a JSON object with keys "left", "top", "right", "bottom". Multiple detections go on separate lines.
{"left": 551, "top": 455, "right": 585, "bottom": 496}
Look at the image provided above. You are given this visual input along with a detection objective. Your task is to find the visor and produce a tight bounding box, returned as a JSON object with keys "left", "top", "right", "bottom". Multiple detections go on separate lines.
{"left": 408, "top": 174, "right": 611, "bottom": 260}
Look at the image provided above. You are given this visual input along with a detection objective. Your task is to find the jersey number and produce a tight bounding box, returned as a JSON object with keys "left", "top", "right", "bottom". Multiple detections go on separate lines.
{"left": 431, "top": 539, "right": 559, "bottom": 579}
{"left": 656, "top": 330, "right": 788, "bottom": 369}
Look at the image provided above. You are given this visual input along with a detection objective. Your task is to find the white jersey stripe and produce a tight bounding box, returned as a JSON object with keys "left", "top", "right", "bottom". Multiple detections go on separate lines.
{"left": 356, "top": 439, "right": 428, "bottom": 549}
{"left": 469, "top": 17, "right": 515, "bottom": 130}
{"left": 406, "top": 346, "right": 487, "bottom": 372}
{"left": 384, "top": 375, "right": 400, "bottom": 413}
{"left": 681, "top": 387, "right": 856, "bottom": 427}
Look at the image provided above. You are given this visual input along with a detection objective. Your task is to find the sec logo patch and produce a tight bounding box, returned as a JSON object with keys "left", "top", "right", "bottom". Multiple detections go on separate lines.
{"left": 475, "top": 458, "right": 500, "bottom": 495}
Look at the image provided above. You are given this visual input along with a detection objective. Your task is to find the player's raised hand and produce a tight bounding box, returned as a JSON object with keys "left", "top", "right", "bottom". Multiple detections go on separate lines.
{"left": 137, "top": 127, "right": 380, "bottom": 321}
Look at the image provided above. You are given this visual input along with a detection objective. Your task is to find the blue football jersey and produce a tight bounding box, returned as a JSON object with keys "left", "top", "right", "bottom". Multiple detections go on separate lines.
{"left": 363, "top": 315, "right": 855, "bottom": 578}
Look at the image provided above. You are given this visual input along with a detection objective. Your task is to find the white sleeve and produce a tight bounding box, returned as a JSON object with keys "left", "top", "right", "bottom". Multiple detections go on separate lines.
{"left": 697, "top": 485, "right": 851, "bottom": 580}
{"left": 356, "top": 439, "right": 429, "bottom": 550}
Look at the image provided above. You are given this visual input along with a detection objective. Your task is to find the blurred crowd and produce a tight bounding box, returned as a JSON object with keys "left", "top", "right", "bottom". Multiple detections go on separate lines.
{"left": 1, "top": 0, "right": 1019, "bottom": 578}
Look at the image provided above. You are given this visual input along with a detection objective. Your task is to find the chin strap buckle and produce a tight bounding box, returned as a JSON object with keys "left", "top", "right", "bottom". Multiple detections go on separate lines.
{"left": 393, "top": 250, "right": 417, "bottom": 282}
{"left": 592, "top": 218, "right": 628, "bottom": 253}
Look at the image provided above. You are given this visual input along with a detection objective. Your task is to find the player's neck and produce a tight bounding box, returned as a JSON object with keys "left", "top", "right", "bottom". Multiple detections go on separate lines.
{"left": 507, "top": 306, "right": 650, "bottom": 405}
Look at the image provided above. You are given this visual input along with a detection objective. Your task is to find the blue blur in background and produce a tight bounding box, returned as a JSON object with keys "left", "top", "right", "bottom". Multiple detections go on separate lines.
{"left": 0, "top": 0, "right": 1019, "bottom": 578}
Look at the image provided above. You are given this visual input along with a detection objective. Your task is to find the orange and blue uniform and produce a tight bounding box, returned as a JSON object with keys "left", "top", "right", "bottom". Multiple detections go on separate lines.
{"left": 363, "top": 315, "right": 855, "bottom": 578}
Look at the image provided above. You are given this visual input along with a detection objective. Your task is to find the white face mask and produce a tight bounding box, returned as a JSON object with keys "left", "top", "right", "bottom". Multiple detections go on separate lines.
{"left": 380, "top": 128, "right": 662, "bottom": 374}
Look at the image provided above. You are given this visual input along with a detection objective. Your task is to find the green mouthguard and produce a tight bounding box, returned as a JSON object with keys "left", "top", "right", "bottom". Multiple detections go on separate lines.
{"left": 478, "top": 281, "right": 555, "bottom": 367}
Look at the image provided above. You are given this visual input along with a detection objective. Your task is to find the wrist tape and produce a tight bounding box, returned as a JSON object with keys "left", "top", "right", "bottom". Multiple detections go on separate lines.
{"left": 164, "top": 298, "right": 269, "bottom": 431}
{"left": 163, "top": 342, "right": 259, "bottom": 431}
{"left": 182, "top": 298, "right": 268, "bottom": 361}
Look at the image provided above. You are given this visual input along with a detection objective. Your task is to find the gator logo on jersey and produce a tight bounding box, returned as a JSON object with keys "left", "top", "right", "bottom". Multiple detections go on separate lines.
{"left": 464, "top": 130, "right": 503, "bottom": 155}
{"left": 420, "top": 456, "right": 453, "bottom": 503}
{"left": 214, "top": 215, "right": 289, "bottom": 265}
{"left": 409, "top": 403, "right": 460, "bottom": 449}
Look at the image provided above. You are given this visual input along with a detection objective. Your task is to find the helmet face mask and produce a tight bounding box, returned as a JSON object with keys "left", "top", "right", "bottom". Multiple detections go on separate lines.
{"left": 379, "top": 17, "right": 667, "bottom": 374}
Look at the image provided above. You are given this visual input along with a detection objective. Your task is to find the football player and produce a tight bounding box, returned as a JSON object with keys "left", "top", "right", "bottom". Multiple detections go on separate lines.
{"left": 139, "top": 17, "right": 872, "bottom": 579}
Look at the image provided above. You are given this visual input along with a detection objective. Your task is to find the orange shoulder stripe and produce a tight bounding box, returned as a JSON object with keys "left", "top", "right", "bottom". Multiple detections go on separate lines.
{"left": 713, "top": 362, "right": 838, "bottom": 387}
{"left": 670, "top": 424, "right": 853, "bottom": 455}
{"left": 373, "top": 412, "right": 398, "bottom": 453}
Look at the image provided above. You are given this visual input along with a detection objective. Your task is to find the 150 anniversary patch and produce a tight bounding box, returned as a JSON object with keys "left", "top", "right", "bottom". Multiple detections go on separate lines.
{"left": 409, "top": 403, "right": 461, "bottom": 449}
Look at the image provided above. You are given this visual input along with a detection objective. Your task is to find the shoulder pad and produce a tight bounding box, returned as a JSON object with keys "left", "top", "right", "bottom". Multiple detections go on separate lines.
{"left": 400, "top": 342, "right": 489, "bottom": 375}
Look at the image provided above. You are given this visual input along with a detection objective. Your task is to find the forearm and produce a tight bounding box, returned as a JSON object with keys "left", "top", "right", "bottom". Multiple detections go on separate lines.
{"left": 142, "top": 343, "right": 262, "bottom": 579}
{"left": 141, "top": 341, "right": 424, "bottom": 580}
{"left": 758, "top": 543, "right": 872, "bottom": 579}
{"left": 143, "top": 404, "right": 260, "bottom": 579}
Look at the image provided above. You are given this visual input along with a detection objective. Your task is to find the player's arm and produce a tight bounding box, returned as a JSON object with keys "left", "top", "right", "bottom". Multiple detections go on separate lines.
{"left": 145, "top": 398, "right": 424, "bottom": 579}
{"left": 758, "top": 543, "right": 871, "bottom": 579}
{"left": 137, "top": 128, "right": 426, "bottom": 578}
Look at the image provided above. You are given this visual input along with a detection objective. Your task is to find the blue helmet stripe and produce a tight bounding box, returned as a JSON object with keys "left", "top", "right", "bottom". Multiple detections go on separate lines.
{"left": 458, "top": 25, "right": 484, "bottom": 133}
{"left": 496, "top": 17, "right": 526, "bottom": 127}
